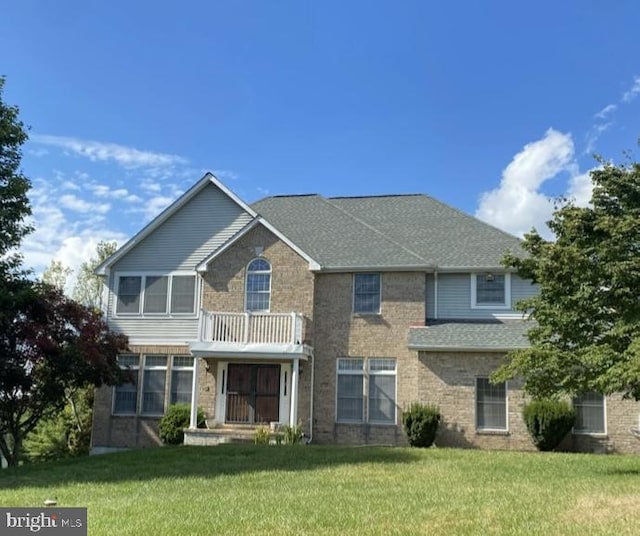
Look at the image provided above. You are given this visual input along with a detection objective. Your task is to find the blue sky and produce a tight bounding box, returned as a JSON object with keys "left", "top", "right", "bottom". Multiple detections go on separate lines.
{"left": 1, "top": 1, "right": 640, "bottom": 277}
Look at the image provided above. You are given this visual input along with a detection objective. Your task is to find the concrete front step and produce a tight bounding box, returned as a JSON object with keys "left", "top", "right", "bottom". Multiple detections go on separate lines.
{"left": 183, "top": 426, "right": 276, "bottom": 446}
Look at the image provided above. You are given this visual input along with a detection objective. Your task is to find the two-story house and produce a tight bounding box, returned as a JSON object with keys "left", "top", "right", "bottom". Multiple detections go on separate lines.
{"left": 90, "top": 173, "right": 640, "bottom": 454}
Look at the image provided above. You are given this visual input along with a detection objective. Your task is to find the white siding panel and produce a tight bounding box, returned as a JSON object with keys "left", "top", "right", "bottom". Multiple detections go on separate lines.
{"left": 425, "top": 273, "right": 435, "bottom": 320}
{"left": 437, "top": 273, "right": 536, "bottom": 319}
{"left": 512, "top": 274, "right": 539, "bottom": 303}
{"left": 107, "top": 317, "right": 199, "bottom": 341}
{"left": 113, "top": 183, "right": 253, "bottom": 272}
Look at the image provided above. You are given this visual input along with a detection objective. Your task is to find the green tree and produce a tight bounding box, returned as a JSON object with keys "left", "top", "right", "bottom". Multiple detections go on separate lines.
{"left": 42, "top": 259, "right": 72, "bottom": 290}
{"left": 0, "top": 76, "right": 31, "bottom": 278}
{"left": 494, "top": 158, "right": 640, "bottom": 400}
{"left": 73, "top": 240, "right": 117, "bottom": 310}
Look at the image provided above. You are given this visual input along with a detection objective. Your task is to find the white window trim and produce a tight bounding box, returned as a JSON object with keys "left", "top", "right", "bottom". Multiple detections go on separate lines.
{"left": 572, "top": 393, "right": 607, "bottom": 436}
{"left": 113, "top": 271, "right": 200, "bottom": 319}
{"left": 112, "top": 355, "right": 140, "bottom": 416}
{"left": 335, "top": 357, "right": 397, "bottom": 425}
{"left": 470, "top": 273, "right": 511, "bottom": 310}
{"left": 335, "top": 358, "right": 365, "bottom": 423}
{"left": 244, "top": 259, "right": 272, "bottom": 313}
{"left": 140, "top": 355, "right": 168, "bottom": 416}
{"left": 170, "top": 355, "right": 195, "bottom": 406}
{"left": 113, "top": 354, "right": 196, "bottom": 417}
{"left": 367, "top": 358, "right": 397, "bottom": 425}
{"left": 475, "top": 377, "right": 509, "bottom": 432}
{"left": 352, "top": 273, "right": 382, "bottom": 315}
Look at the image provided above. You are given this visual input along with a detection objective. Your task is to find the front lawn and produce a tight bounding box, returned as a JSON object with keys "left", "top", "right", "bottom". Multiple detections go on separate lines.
{"left": 1, "top": 445, "right": 639, "bottom": 535}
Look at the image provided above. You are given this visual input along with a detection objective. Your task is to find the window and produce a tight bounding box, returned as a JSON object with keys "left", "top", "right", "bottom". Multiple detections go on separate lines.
{"left": 336, "top": 357, "right": 397, "bottom": 424}
{"left": 113, "top": 353, "right": 194, "bottom": 416}
{"left": 171, "top": 356, "right": 194, "bottom": 404}
{"left": 471, "top": 273, "right": 511, "bottom": 309}
{"left": 116, "top": 276, "right": 142, "bottom": 314}
{"left": 336, "top": 358, "right": 364, "bottom": 422}
{"left": 144, "top": 276, "right": 168, "bottom": 313}
{"left": 573, "top": 392, "right": 605, "bottom": 434}
{"left": 171, "top": 276, "right": 196, "bottom": 314}
{"left": 368, "top": 358, "right": 397, "bottom": 424}
{"left": 476, "top": 378, "right": 507, "bottom": 431}
{"left": 115, "top": 273, "right": 197, "bottom": 316}
{"left": 113, "top": 354, "right": 140, "bottom": 415}
{"left": 353, "top": 273, "right": 381, "bottom": 314}
{"left": 245, "top": 259, "right": 271, "bottom": 312}
{"left": 141, "top": 355, "right": 167, "bottom": 415}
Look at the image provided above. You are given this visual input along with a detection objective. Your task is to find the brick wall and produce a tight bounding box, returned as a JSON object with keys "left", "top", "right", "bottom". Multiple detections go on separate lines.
{"left": 417, "top": 351, "right": 640, "bottom": 453}
{"left": 201, "top": 223, "right": 314, "bottom": 432}
{"left": 91, "top": 344, "right": 192, "bottom": 450}
{"left": 312, "top": 272, "right": 425, "bottom": 445}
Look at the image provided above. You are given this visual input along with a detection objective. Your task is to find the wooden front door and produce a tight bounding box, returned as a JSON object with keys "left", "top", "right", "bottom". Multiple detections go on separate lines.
{"left": 226, "top": 364, "right": 280, "bottom": 424}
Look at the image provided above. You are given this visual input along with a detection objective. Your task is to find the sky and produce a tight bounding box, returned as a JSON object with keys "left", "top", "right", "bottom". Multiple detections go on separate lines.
{"left": 1, "top": 1, "right": 639, "bottom": 282}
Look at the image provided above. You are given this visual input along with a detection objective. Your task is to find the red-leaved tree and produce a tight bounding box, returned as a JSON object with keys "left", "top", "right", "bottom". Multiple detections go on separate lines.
{"left": 0, "top": 280, "right": 128, "bottom": 466}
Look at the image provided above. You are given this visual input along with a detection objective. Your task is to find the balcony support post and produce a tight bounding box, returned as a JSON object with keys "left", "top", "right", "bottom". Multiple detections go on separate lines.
{"left": 289, "top": 357, "right": 299, "bottom": 426}
{"left": 189, "top": 356, "right": 201, "bottom": 429}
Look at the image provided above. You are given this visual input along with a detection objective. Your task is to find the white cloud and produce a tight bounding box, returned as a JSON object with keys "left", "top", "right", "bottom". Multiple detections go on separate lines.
{"left": 566, "top": 171, "right": 594, "bottom": 207}
{"left": 88, "top": 183, "right": 142, "bottom": 203}
{"left": 30, "top": 134, "right": 188, "bottom": 169}
{"left": 594, "top": 104, "right": 617, "bottom": 120}
{"left": 476, "top": 129, "right": 576, "bottom": 238}
{"left": 28, "top": 147, "right": 49, "bottom": 157}
{"left": 59, "top": 194, "right": 111, "bottom": 214}
{"left": 622, "top": 75, "right": 640, "bottom": 103}
{"left": 584, "top": 121, "right": 612, "bottom": 155}
{"left": 23, "top": 181, "right": 128, "bottom": 282}
{"left": 140, "top": 178, "right": 162, "bottom": 193}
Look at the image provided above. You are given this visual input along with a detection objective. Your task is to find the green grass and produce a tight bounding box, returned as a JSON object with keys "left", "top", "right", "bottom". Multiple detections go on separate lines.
{"left": 1, "top": 445, "right": 640, "bottom": 535}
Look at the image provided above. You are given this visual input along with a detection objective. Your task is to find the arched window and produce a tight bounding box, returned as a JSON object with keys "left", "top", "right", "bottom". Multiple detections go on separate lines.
{"left": 245, "top": 258, "right": 271, "bottom": 312}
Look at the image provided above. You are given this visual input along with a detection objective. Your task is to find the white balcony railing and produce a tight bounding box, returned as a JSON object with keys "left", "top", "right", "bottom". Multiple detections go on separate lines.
{"left": 198, "top": 311, "right": 304, "bottom": 346}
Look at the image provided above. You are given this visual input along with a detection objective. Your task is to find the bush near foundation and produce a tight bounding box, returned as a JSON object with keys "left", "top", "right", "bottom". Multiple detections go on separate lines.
{"left": 523, "top": 399, "right": 575, "bottom": 451}
{"left": 402, "top": 403, "right": 441, "bottom": 448}
{"left": 159, "top": 404, "right": 205, "bottom": 445}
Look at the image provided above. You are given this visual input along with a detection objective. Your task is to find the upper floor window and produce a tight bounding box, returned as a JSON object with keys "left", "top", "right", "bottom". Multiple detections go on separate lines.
{"left": 245, "top": 259, "right": 271, "bottom": 312}
{"left": 471, "top": 273, "right": 511, "bottom": 309}
{"left": 115, "top": 273, "right": 197, "bottom": 316}
{"left": 353, "top": 273, "right": 381, "bottom": 314}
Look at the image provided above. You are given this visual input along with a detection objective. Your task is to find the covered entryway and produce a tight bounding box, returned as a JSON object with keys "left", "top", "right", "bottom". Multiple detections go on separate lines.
{"left": 226, "top": 364, "right": 280, "bottom": 424}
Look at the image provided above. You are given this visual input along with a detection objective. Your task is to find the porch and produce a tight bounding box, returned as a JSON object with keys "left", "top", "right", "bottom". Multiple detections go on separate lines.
{"left": 186, "top": 311, "right": 313, "bottom": 435}
{"left": 183, "top": 424, "right": 285, "bottom": 446}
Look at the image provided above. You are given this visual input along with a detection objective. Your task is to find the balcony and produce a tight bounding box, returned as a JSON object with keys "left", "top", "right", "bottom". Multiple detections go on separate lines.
{"left": 189, "top": 311, "right": 312, "bottom": 360}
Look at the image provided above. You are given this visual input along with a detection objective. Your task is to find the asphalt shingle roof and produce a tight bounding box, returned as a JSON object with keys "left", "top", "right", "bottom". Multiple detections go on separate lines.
{"left": 252, "top": 193, "right": 524, "bottom": 270}
{"left": 408, "top": 320, "right": 532, "bottom": 351}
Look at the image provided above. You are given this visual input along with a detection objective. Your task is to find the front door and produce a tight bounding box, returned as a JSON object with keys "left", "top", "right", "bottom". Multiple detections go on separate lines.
{"left": 226, "top": 364, "right": 280, "bottom": 424}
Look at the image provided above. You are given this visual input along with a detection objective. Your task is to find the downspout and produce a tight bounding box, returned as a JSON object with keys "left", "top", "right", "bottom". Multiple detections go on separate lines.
{"left": 307, "top": 353, "right": 315, "bottom": 443}
{"left": 434, "top": 270, "right": 439, "bottom": 321}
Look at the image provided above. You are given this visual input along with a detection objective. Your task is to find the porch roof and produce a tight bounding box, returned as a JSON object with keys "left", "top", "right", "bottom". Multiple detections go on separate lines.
{"left": 408, "top": 320, "right": 533, "bottom": 352}
{"left": 189, "top": 341, "right": 312, "bottom": 360}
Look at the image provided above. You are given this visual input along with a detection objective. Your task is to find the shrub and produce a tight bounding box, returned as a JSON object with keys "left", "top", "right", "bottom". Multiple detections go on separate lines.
{"left": 282, "top": 424, "right": 304, "bottom": 445}
{"left": 402, "top": 403, "right": 441, "bottom": 448}
{"left": 159, "top": 404, "right": 205, "bottom": 445}
{"left": 24, "top": 387, "right": 94, "bottom": 463}
{"left": 523, "top": 399, "right": 575, "bottom": 451}
{"left": 254, "top": 426, "right": 270, "bottom": 445}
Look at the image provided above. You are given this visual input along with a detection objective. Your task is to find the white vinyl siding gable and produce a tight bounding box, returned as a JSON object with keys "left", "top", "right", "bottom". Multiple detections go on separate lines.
{"left": 104, "top": 182, "right": 254, "bottom": 342}
{"left": 111, "top": 182, "right": 253, "bottom": 272}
